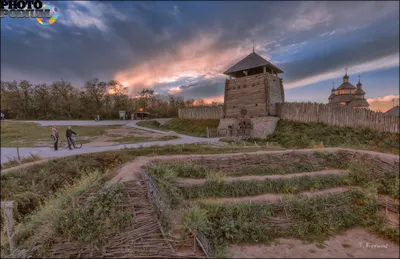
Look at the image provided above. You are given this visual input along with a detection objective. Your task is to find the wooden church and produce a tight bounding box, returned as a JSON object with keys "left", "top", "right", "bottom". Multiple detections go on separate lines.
{"left": 222, "top": 49, "right": 285, "bottom": 118}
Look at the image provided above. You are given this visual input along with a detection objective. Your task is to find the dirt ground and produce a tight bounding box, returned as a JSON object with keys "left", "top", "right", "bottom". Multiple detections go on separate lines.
{"left": 228, "top": 228, "right": 399, "bottom": 258}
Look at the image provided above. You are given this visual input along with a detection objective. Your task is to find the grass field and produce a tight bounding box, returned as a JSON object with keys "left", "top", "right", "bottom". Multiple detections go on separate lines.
{"left": 0, "top": 121, "right": 118, "bottom": 147}
{"left": 265, "top": 120, "right": 400, "bottom": 154}
{"left": 0, "top": 121, "right": 178, "bottom": 147}
{"left": 137, "top": 118, "right": 220, "bottom": 137}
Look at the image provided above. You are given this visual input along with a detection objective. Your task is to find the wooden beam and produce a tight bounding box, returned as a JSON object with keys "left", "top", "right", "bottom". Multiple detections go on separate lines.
{"left": 1, "top": 201, "right": 15, "bottom": 253}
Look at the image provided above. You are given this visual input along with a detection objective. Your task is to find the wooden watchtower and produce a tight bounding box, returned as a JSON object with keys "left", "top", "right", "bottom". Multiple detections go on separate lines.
{"left": 223, "top": 50, "right": 285, "bottom": 118}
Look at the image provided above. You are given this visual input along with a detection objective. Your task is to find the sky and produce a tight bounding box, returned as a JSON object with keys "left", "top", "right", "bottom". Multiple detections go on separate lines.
{"left": 1, "top": 1, "right": 399, "bottom": 111}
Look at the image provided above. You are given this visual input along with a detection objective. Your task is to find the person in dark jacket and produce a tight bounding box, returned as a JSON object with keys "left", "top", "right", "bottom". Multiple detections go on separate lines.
{"left": 66, "top": 126, "right": 77, "bottom": 150}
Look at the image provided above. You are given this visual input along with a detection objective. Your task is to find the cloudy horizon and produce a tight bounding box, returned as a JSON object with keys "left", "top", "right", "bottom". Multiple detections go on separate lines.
{"left": 1, "top": 1, "right": 399, "bottom": 111}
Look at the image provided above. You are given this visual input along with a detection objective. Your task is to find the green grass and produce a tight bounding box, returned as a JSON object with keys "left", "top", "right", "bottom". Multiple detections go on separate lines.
{"left": 183, "top": 189, "right": 398, "bottom": 257}
{"left": 55, "top": 183, "right": 134, "bottom": 247}
{"left": 181, "top": 174, "right": 348, "bottom": 199}
{"left": 137, "top": 118, "right": 220, "bottom": 137}
{"left": 0, "top": 121, "right": 120, "bottom": 147}
{"left": 265, "top": 120, "right": 400, "bottom": 154}
{"left": 4, "top": 170, "right": 133, "bottom": 258}
{"left": 147, "top": 152, "right": 398, "bottom": 200}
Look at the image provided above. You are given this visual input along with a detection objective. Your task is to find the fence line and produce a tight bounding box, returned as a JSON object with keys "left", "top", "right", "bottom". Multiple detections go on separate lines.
{"left": 276, "top": 102, "right": 399, "bottom": 133}
{"left": 194, "top": 231, "right": 215, "bottom": 258}
{"left": 140, "top": 170, "right": 175, "bottom": 253}
{"left": 178, "top": 106, "right": 223, "bottom": 120}
{"left": 1, "top": 201, "right": 15, "bottom": 253}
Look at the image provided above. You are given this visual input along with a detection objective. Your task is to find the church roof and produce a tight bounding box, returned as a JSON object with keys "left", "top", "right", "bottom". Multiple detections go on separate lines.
{"left": 331, "top": 94, "right": 354, "bottom": 103}
{"left": 337, "top": 82, "right": 357, "bottom": 90}
{"left": 348, "top": 99, "right": 369, "bottom": 108}
{"left": 385, "top": 106, "right": 399, "bottom": 116}
{"left": 355, "top": 88, "right": 366, "bottom": 95}
{"left": 224, "top": 52, "right": 283, "bottom": 75}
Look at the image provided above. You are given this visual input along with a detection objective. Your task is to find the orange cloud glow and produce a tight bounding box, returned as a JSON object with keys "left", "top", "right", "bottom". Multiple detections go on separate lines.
{"left": 367, "top": 95, "right": 399, "bottom": 112}
{"left": 114, "top": 32, "right": 249, "bottom": 96}
{"left": 201, "top": 95, "right": 224, "bottom": 104}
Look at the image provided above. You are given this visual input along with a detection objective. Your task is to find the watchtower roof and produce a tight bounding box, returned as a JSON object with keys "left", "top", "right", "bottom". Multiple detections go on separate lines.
{"left": 223, "top": 51, "right": 283, "bottom": 75}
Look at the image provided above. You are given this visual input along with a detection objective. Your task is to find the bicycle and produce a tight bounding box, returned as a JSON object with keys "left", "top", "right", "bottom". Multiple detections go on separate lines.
{"left": 60, "top": 136, "right": 82, "bottom": 149}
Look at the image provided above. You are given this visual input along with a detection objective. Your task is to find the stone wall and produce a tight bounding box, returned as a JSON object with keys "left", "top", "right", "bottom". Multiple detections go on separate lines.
{"left": 217, "top": 116, "right": 279, "bottom": 138}
{"left": 250, "top": 116, "right": 280, "bottom": 138}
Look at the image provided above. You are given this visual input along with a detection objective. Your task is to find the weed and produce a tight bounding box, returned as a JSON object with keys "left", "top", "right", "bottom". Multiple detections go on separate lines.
{"left": 181, "top": 174, "right": 348, "bottom": 199}
{"left": 55, "top": 183, "right": 134, "bottom": 247}
{"left": 265, "top": 120, "right": 399, "bottom": 154}
{"left": 147, "top": 164, "right": 183, "bottom": 207}
{"left": 184, "top": 189, "right": 398, "bottom": 257}
{"left": 183, "top": 205, "right": 210, "bottom": 234}
{"left": 1, "top": 154, "right": 41, "bottom": 170}
{"left": 137, "top": 118, "right": 220, "bottom": 137}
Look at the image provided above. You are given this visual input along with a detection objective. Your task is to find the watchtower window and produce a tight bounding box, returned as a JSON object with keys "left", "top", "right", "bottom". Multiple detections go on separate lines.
{"left": 255, "top": 104, "right": 258, "bottom": 106}
{"left": 233, "top": 106, "right": 236, "bottom": 108}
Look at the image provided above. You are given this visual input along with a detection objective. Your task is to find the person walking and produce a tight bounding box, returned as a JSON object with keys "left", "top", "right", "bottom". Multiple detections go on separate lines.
{"left": 66, "top": 126, "right": 78, "bottom": 150}
{"left": 51, "top": 125, "right": 59, "bottom": 151}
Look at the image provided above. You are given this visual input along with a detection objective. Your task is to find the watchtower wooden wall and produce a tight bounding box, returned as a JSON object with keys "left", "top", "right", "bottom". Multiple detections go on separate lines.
{"left": 223, "top": 73, "right": 284, "bottom": 118}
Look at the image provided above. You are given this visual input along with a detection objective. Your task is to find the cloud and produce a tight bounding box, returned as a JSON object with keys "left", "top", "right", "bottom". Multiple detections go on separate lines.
{"left": 284, "top": 54, "right": 399, "bottom": 89}
{"left": 285, "top": 2, "right": 333, "bottom": 31}
{"left": 367, "top": 95, "right": 400, "bottom": 104}
{"left": 58, "top": 1, "right": 128, "bottom": 32}
{"left": 114, "top": 32, "right": 249, "bottom": 95}
{"left": 1, "top": 1, "right": 398, "bottom": 104}
{"left": 38, "top": 32, "right": 52, "bottom": 39}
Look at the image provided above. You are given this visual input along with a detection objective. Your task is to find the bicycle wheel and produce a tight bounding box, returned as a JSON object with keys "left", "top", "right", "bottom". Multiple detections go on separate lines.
{"left": 74, "top": 141, "right": 82, "bottom": 149}
{"left": 60, "top": 140, "right": 68, "bottom": 149}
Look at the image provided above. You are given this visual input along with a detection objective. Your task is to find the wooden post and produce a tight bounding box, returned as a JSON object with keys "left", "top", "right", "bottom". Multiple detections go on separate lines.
{"left": 1, "top": 201, "right": 15, "bottom": 253}
{"left": 16, "top": 134, "right": 21, "bottom": 163}
{"left": 206, "top": 127, "right": 209, "bottom": 138}
{"left": 385, "top": 197, "right": 388, "bottom": 215}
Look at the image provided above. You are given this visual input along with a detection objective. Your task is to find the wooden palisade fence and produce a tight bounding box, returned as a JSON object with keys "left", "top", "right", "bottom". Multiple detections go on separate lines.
{"left": 276, "top": 102, "right": 399, "bottom": 133}
{"left": 178, "top": 106, "right": 223, "bottom": 120}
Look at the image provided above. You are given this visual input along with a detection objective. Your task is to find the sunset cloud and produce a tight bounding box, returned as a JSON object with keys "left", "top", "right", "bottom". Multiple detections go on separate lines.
{"left": 367, "top": 95, "right": 400, "bottom": 104}
{"left": 1, "top": 1, "right": 398, "bottom": 104}
{"left": 114, "top": 32, "right": 249, "bottom": 95}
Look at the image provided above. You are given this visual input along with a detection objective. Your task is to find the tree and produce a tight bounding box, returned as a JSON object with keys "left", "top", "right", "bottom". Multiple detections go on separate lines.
{"left": 136, "top": 88, "right": 155, "bottom": 111}
{"left": 83, "top": 78, "right": 107, "bottom": 111}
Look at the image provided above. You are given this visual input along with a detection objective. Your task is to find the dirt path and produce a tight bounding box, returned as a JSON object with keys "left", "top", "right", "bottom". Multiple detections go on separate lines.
{"left": 175, "top": 169, "right": 345, "bottom": 187}
{"left": 3, "top": 147, "right": 398, "bottom": 174}
{"left": 1, "top": 158, "right": 51, "bottom": 174}
{"left": 228, "top": 228, "right": 399, "bottom": 258}
{"left": 191, "top": 186, "right": 354, "bottom": 204}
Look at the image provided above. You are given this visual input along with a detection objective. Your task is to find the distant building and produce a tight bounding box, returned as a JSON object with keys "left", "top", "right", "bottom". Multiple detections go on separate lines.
{"left": 222, "top": 50, "right": 284, "bottom": 118}
{"left": 328, "top": 71, "right": 369, "bottom": 109}
{"left": 385, "top": 106, "right": 399, "bottom": 116}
